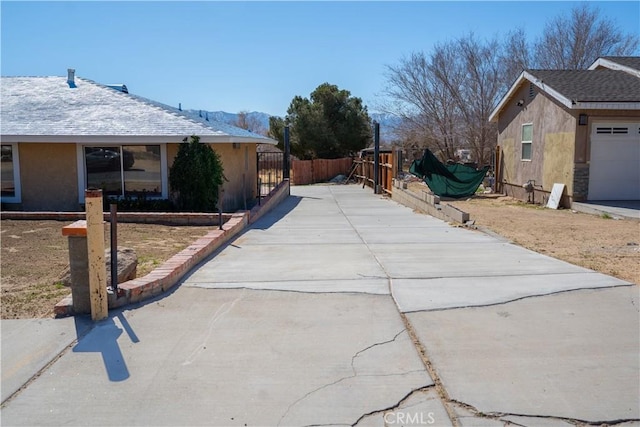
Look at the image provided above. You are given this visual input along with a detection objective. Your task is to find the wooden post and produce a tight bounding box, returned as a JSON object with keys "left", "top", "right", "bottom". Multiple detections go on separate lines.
{"left": 495, "top": 145, "right": 502, "bottom": 194}
{"left": 85, "top": 189, "right": 108, "bottom": 321}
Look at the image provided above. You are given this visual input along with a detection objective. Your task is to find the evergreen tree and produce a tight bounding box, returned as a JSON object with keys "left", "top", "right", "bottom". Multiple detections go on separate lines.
{"left": 169, "top": 135, "right": 224, "bottom": 212}
{"left": 269, "top": 83, "right": 372, "bottom": 160}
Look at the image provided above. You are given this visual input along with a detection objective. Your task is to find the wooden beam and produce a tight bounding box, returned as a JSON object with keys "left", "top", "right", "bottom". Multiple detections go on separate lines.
{"left": 85, "top": 189, "right": 108, "bottom": 321}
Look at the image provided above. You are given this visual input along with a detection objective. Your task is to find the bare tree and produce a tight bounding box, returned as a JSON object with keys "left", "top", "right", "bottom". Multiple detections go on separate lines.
{"left": 380, "top": 2, "right": 638, "bottom": 172}
{"left": 382, "top": 34, "right": 503, "bottom": 167}
{"left": 235, "top": 111, "right": 267, "bottom": 135}
{"left": 499, "top": 28, "right": 534, "bottom": 86}
{"left": 236, "top": 111, "right": 249, "bottom": 130}
{"left": 382, "top": 51, "right": 461, "bottom": 162}
{"left": 535, "top": 3, "right": 639, "bottom": 70}
{"left": 448, "top": 34, "right": 502, "bottom": 166}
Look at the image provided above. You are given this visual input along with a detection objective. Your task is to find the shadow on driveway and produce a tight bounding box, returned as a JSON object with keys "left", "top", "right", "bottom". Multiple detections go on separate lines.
{"left": 72, "top": 312, "right": 139, "bottom": 382}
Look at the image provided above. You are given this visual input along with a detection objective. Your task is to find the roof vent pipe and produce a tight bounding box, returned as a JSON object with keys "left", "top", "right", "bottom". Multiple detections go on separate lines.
{"left": 67, "top": 68, "right": 76, "bottom": 88}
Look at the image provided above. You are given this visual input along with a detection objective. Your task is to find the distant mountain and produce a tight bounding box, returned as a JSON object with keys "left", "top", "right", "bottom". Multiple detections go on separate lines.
{"left": 186, "top": 110, "right": 270, "bottom": 134}
{"left": 369, "top": 112, "right": 402, "bottom": 142}
{"left": 187, "top": 109, "right": 402, "bottom": 142}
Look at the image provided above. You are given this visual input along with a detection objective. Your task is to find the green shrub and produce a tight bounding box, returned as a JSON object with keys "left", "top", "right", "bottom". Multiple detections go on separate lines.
{"left": 169, "top": 135, "right": 225, "bottom": 212}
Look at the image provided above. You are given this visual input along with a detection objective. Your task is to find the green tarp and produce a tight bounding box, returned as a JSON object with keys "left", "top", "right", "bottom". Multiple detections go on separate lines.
{"left": 409, "top": 149, "right": 489, "bottom": 199}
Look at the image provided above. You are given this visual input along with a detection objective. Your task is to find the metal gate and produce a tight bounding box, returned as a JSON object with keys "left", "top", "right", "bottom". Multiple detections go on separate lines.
{"left": 257, "top": 151, "right": 284, "bottom": 198}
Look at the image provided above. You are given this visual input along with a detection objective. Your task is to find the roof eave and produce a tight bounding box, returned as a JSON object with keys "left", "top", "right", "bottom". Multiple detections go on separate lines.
{"left": 573, "top": 102, "right": 640, "bottom": 110}
{"left": 588, "top": 57, "right": 640, "bottom": 78}
{"left": 488, "top": 71, "right": 526, "bottom": 123}
{"left": 489, "top": 70, "right": 573, "bottom": 122}
{"left": 489, "top": 70, "right": 609, "bottom": 122}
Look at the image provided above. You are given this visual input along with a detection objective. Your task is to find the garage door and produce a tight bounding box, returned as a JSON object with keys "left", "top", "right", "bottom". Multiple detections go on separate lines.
{"left": 588, "top": 122, "right": 640, "bottom": 200}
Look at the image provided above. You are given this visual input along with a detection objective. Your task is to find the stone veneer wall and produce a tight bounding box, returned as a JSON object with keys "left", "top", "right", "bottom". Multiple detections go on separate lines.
{"left": 573, "top": 164, "right": 590, "bottom": 202}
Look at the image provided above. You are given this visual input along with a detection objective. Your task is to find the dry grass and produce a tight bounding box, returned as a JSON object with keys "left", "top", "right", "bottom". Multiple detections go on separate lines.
{"left": 408, "top": 181, "right": 640, "bottom": 285}
{"left": 1, "top": 220, "right": 212, "bottom": 319}
{"left": 3, "top": 186, "right": 639, "bottom": 318}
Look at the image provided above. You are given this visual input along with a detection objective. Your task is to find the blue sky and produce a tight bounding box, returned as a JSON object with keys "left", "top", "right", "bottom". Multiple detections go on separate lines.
{"left": 2, "top": 1, "right": 639, "bottom": 117}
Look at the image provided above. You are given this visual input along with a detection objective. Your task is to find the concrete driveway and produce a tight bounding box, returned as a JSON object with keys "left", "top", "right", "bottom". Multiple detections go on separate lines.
{"left": 2, "top": 184, "right": 638, "bottom": 426}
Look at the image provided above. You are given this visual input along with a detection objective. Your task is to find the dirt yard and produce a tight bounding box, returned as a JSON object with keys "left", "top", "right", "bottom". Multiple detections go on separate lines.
{"left": 407, "top": 181, "right": 640, "bottom": 286}
{"left": 1, "top": 221, "right": 211, "bottom": 319}
{"left": 2, "top": 188, "right": 639, "bottom": 319}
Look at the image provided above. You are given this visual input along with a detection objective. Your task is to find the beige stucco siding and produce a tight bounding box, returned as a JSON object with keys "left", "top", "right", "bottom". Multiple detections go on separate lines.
{"left": 9, "top": 141, "right": 261, "bottom": 212}
{"left": 214, "top": 143, "right": 257, "bottom": 211}
{"left": 543, "top": 133, "right": 574, "bottom": 194}
{"left": 166, "top": 142, "right": 258, "bottom": 211}
{"left": 500, "top": 138, "right": 516, "bottom": 186}
{"left": 19, "top": 143, "right": 79, "bottom": 211}
{"left": 497, "top": 83, "right": 577, "bottom": 197}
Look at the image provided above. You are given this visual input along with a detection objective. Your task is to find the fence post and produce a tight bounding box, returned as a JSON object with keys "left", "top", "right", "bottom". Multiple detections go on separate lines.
{"left": 85, "top": 189, "right": 108, "bottom": 321}
{"left": 283, "top": 126, "right": 290, "bottom": 181}
{"left": 373, "top": 121, "right": 380, "bottom": 194}
{"left": 495, "top": 145, "right": 502, "bottom": 193}
{"left": 394, "top": 149, "right": 402, "bottom": 178}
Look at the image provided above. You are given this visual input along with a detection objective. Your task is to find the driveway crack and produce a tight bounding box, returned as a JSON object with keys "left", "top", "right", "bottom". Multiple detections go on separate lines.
{"left": 277, "top": 328, "right": 421, "bottom": 426}
{"left": 402, "top": 284, "right": 635, "bottom": 314}
{"left": 351, "top": 385, "right": 437, "bottom": 426}
{"left": 449, "top": 399, "right": 640, "bottom": 426}
{"left": 351, "top": 329, "right": 406, "bottom": 374}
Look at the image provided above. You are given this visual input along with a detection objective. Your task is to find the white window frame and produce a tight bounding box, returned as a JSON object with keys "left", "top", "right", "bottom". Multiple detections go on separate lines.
{"left": 521, "top": 123, "right": 533, "bottom": 161}
{"left": 1, "top": 142, "right": 22, "bottom": 203}
{"left": 76, "top": 143, "right": 168, "bottom": 204}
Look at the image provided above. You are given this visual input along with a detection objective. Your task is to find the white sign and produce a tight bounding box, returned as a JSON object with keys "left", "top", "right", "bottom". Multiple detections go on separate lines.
{"left": 546, "top": 183, "right": 565, "bottom": 209}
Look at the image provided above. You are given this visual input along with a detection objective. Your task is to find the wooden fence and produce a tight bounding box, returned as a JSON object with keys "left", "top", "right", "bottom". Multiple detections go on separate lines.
{"left": 354, "top": 150, "right": 402, "bottom": 194}
{"left": 291, "top": 158, "right": 353, "bottom": 185}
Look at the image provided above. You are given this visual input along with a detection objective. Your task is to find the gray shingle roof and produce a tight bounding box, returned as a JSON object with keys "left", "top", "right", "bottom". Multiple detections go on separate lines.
{"left": 600, "top": 56, "right": 640, "bottom": 71}
{"left": 0, "top": 76, "right": 275, "bottom": 143}
{"left": 526, "top": 69, "right": 640, "bottom": 103}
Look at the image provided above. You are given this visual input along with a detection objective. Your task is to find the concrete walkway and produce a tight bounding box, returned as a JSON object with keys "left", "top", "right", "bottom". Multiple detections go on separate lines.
{"left": 2, "top": 184, "right": 638, "bottom": 426}
{"left": 572, "top": 200, "right": 640, "bottom": 220}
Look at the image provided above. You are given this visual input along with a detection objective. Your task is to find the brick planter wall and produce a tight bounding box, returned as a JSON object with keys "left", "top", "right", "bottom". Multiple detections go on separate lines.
{"left": 52, "top": 180, "right": 291, "bottom": 317}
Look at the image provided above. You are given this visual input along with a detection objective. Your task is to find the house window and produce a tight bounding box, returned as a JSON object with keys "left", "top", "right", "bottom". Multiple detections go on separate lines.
{"left": 85, "top": 145, "right": 162, "bottom": 197}
{"left": 1, "top": 144, "right": 21, "bottom": 203}
{"left": 521, "top": 124, "right": 532, "bottom": 160}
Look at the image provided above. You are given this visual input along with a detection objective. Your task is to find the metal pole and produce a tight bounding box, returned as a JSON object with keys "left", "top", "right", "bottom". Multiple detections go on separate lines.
{"left": 257, "top": 178, "right": 262, "bottom": 205}
{"left": 110, "top": 203, "right": 118, "bottom": 292}
{"left": 283, "top": 125, "right": 291, "bottom": 180}
{"left": 218, "top": 186, "right": 223, "bottom": 230}
{"left": 373, "top": 121, "right": 380, "bottom": 194}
